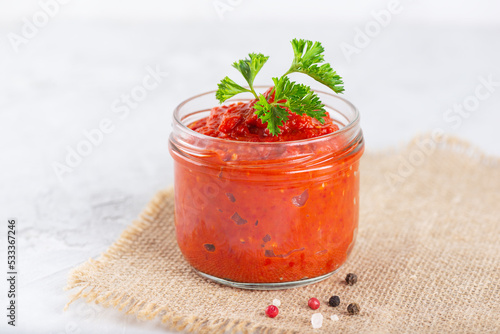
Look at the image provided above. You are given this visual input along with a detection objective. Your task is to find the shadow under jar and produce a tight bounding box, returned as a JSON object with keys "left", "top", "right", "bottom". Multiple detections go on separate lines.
{"left": 169, "top": 88, "right": 364, "bottom": 290}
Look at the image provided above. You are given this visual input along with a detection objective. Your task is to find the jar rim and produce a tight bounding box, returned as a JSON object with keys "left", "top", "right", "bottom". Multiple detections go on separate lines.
{"left": 173, "top": 86, "right": 360, "bottom": 145}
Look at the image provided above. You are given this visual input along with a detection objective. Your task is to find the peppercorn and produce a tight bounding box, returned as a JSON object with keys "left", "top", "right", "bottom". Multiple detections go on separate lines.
{"left": 265, "top": 305, "right": 279, "bottom": 318}
{"left": 328, "top": 295, "right": 340, "bottom": 307}
{"left": 308, "top": 297, "right": 320, "bottom": 310}
{"left": 347, "top": 303, "right": 360, "bottom": 315}
{"left": 345, "top": 273, "right": 358, "bottom": 286}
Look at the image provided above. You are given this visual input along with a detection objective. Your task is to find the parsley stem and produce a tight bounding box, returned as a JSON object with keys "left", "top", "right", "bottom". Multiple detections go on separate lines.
{"left": 283, "top": 65, "right": 297, "bottom": 77}
{"left": 248, "top": 86, "right": 259, "bottom": 100}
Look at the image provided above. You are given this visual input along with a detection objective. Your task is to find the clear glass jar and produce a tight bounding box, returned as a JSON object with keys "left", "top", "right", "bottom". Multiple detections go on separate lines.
{"left": 169, "top": 88, "right": 364, "bottom": 289}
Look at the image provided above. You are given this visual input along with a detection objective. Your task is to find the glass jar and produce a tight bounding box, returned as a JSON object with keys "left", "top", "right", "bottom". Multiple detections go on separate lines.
{"left": 169, "top": 88, "right": 364, "bottom": 289}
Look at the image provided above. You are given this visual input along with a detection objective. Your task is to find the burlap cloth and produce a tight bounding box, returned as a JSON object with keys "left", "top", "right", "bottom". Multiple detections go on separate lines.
{"left": 65, "top": 135, "right": 500, "bottom": 333}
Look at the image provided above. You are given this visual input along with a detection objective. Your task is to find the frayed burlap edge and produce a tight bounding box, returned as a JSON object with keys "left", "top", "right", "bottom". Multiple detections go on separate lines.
{"left": 64, "top": 134, "right": 500, "bottom": 334}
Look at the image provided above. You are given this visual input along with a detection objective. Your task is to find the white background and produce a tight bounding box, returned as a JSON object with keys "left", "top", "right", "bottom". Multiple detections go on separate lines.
{"left": 1, "top": 1, "right": 499, "bottom": 333}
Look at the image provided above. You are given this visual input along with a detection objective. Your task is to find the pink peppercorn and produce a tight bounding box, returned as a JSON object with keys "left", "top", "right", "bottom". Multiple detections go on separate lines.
{"left": 308, "top": 297, "right": 320, "bottom": 310}
{"left": 265, "top": 305, "right": 279, "bottom": 318}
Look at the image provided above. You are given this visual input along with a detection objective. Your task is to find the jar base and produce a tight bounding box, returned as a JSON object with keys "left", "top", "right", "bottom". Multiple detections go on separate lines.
{"left": 193, "top": 266, "right": 343, "bottom": 290}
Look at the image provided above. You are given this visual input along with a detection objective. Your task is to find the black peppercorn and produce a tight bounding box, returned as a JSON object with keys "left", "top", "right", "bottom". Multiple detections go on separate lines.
{"left": 345, "top": 273, "right": 358, "bottom": 286}
{"left": 328, "top": 295, "right": 340, "bottom": 307}
{"left": 347, "top": 303, "right": 360, "bottom": 315}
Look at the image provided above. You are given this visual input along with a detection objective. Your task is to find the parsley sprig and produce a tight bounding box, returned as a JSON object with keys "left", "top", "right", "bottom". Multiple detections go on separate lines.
{"left": 216, "top": 39, "right": 344, "bottom": 135}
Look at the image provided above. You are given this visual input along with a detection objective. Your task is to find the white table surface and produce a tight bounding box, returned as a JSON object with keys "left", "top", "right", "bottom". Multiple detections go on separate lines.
{"left": 1, "top": 2, "right": 499, "bottom": 333}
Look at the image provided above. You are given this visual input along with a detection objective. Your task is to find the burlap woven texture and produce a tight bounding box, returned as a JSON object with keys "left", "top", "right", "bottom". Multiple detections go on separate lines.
{"left": 66, "top": 136, "right": 500, "bottom": 333}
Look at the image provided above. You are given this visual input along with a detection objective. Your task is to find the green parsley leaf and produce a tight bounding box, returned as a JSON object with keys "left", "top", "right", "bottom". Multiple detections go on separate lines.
{"left": 290, "top": 39, "right": 325, "bottom": 68}
{"left": 296, "top": 63, "right": 344, "bottom": 94}
{"left": 214, "top": 39, "right": 344, "bottom": 135}
{"left": 215, "top": 76, "right": 250, "bottom": 103}
{"left": 232, "top": 53, "right": 270, "bottom": 92}
{"left": 287, "top": 39, "right": 344, "bottom": 93}
{"left": 272, "top": 76, "right": 327, "bottom": 123}
{"left": 254, "top": 94, "right": 290, "bottom": 136}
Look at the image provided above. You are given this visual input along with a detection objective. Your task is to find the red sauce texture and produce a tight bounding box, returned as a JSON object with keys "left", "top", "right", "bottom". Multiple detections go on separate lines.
{"left": 190, "top": 88, "right": 339, "bottom": 142}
